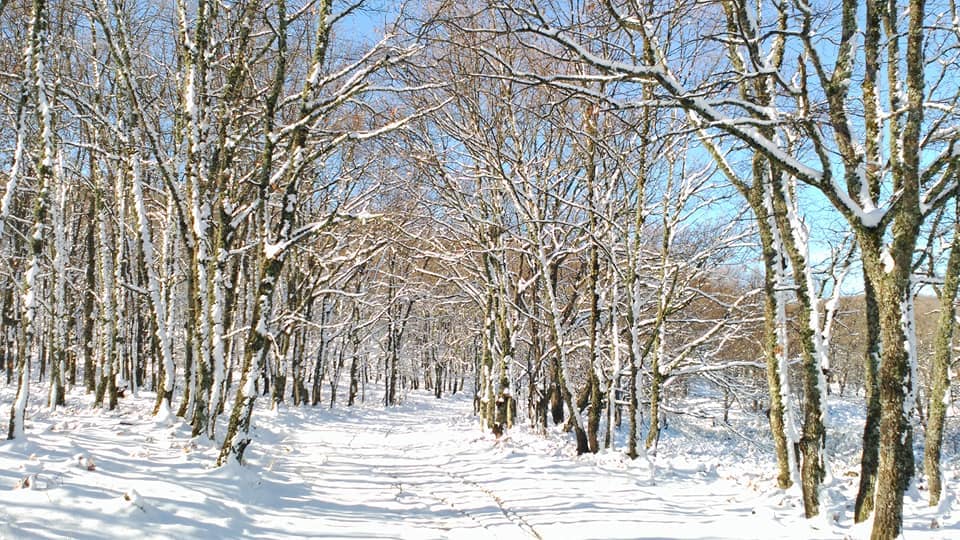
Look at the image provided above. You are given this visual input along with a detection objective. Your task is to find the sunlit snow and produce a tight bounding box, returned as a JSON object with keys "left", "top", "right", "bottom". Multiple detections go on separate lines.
{"left": 1, "top": 385, "right": 957, "bottom": 539}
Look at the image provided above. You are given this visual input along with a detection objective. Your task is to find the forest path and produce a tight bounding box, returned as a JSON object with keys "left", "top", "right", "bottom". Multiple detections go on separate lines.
{"left": 269, "top": 393, "right": 541, "bottom": 539}
{"left": 0, "top": 388, "right": 843, "bottom": 539}
{"left": 264, "top": 391, "right": 828, "bottom": 540}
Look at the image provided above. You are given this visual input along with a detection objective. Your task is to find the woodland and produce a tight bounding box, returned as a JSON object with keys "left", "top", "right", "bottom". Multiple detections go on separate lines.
{"left": 1, "top": 1, "right": 959, "bottom": 539}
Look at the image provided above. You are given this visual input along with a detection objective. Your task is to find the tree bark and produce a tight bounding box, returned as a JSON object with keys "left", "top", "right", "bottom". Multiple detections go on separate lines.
{"left": 923, "top": 211, "right": 960, "bottom": 505}
{"left": 854, "top": 264, "right": 882, "bottom": 522}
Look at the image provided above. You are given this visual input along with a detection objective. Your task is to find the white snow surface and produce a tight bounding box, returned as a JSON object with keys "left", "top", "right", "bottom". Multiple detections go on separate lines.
{"left": 1, "top": 386, "right": 958, "bottom": 539}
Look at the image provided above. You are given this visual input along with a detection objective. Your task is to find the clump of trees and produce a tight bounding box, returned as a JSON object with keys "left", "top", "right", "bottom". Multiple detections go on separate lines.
{"left": 0, "top": 1, "right": 958, "bottom": 538}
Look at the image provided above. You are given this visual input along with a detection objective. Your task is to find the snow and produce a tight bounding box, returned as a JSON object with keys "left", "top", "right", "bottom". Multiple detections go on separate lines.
{"left": 830, "top": 171, "right": 885, "bottom": 228}
{"left": 851, "top": 161, "right": 887, "bottom": 228}
{"left": 1, "top": 386, "right": 958, "bottom": 539}
{"left": 882, "top": 247, "right": 896, "bottom": 273}
{"left": 744, "top": 1, "right": 758, "bottom": 38}
{"left": 0, "top": 120, "right": 24, "bottom": 237}
{"left": 183, "top": 68, "right": 196, "bottom": 121}
{"left": 263, "top": 241, "right": 284, "bottom": 260}
{"left": 241, "top": 373, "right": 256, "bottom": 398}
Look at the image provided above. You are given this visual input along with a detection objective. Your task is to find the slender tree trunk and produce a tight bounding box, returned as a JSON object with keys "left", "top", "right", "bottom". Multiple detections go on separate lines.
{"left": 291, "top": 294, "right": 308, "bottom": 406}
{"left": 540, "top": 262, "right": 588, "bottom": 453}
{"left": 312, "top": 296, "right": 329, "bottom": 406}
{"left": 529, "top": 303, "right": 546, "bottom": 429}
{"left": 347, "top": 284, "right": 362, "bottom": 406}
{"left": 218, "top": 255, "right": 280, "bottom": 465}
{"left": 646, "top": 351, "right": 663, "bottom": 453}
{"left": 48, "top": 170, "right": 67, "bottom": 409}
{"left": 625, "top": 321, "right": 640, "bottom": 459}
{"left": 108, "top": 163, "right": 128, "bottom": 412}
{"left": 584, "top": 107, "right": 602, "bottom": 453}
{"left": 478, "top": 295, "right": 495, "bottom": 427}
{"left": 347, "top": 351, "right": 359, "bottom": 406}
{"left": 10, "top": 0, "right": 53, "bottom": 438}
{"left": 748, "top": 187, "right": 795, "bottom": 489}
{"left": 177, "top": 314, "right": 195, "bottom": 417}
{"left": 132, "top": 147, "right": 175, "bottom": 415}
{"left": 855, "top": 267, "right": 883, "bottom": 521}
{"left": 82, "top": 196, "right": 97, "bottom": 393}
{"left": 924, "top": 212, "right": 960, "bottom": 505}
{"left": 207, "top": 227, "right": 230, "bottom": 431}
{"left": 769, "top": 170, "right": 825, "bottom": 517}
{"left": 329, "top": 343, "right": 344, "bottom": 408}
{"left": 548, "top": 355, "right": 564, "bottom": 424}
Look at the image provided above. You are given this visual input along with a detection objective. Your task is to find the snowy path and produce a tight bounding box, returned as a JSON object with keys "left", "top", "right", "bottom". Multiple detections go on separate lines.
{"left": 2, "top": 389, "right": 955, "bottom": 538}
{"left": 270, "top": 399, "right": 542, "bottom": 539}
{"left": 253, "top": 394, "right": 829, "bottom": 540}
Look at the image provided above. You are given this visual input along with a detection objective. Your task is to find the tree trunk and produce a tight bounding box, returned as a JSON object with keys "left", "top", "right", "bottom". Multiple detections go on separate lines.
{"left": 869, "top": 272, "right": 916, "bottom": 539}
{"left": 48, "top": 177, "right": 67, "bottom": 409}
{"left": 347, "top": 353, "right": 359, "bottom": 406}
{"left": 10, "top": 0, "right": 53, "bottom": 437}
{"left": 548, "top": 355, "right": 564, "bottom": 425}
{"left": 924, "top": 216, "right": 960, "bottom": 505}
{"left": 218, "top": 253, "right": 282, "bottom": 465}
{"left": 855, "top": 268, "right": 882, "bottom": 521}
{"left": 646, "top": 349, "right": 663, "bottom": 453}
{"left": 626, "top": 331, "right": 640, "bottom": 459}
{"left": 750, "top": 187, "right": 794, "bottom": 489}
{"left": 312, "top": 295, "right": 329, "bottom": 406}
{"left": 769, "top": 170, "right": 825, "bottom": 518}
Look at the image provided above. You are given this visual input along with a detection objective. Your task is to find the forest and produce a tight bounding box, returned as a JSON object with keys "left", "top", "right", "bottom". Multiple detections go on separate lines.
{"left": 0, "top": 0, "right": 958, "bottom": 539}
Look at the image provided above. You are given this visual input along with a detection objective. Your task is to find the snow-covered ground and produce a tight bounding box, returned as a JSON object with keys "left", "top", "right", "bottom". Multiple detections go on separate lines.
{"left": 1, "top": 385, "right": 957, "bottom": 539}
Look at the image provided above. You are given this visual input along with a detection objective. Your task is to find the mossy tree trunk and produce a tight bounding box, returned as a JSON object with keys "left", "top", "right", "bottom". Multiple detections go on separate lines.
{"left": 854, "top": 261, "right": 882, "bottom": 522}
{"left": 923, "top": 207, "right": 960, "bottom": 506}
